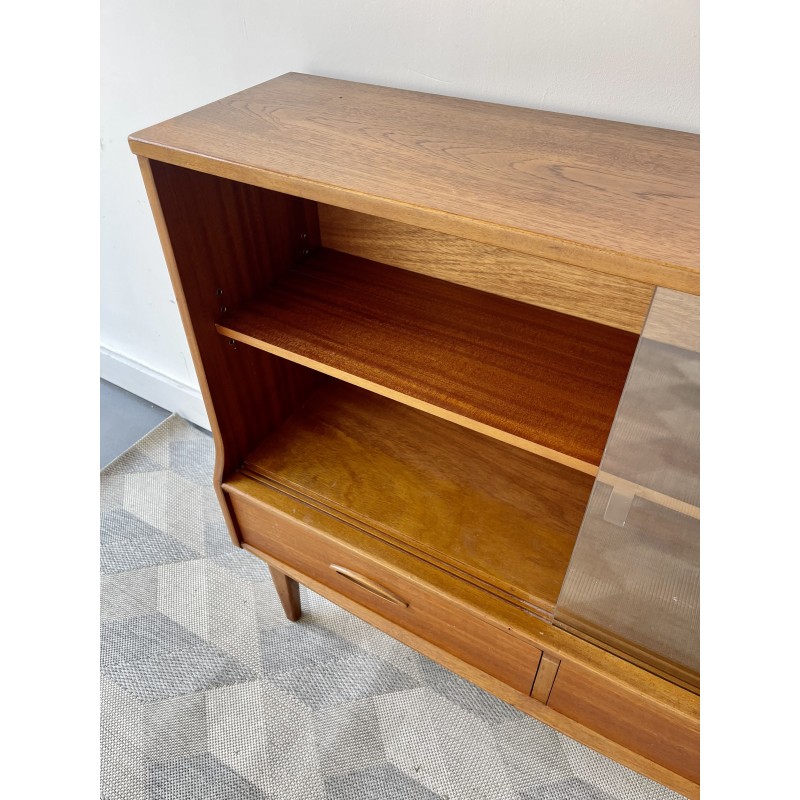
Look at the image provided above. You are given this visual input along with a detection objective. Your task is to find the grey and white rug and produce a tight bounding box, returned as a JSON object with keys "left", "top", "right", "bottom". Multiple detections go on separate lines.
{"left": 100, "top": 415, "right": 685, "bottom": 800}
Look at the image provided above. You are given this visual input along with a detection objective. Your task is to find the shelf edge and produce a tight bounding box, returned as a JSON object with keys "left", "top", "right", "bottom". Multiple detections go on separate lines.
{"left": 128, "top": 138, "right": 699, "bottom": 295}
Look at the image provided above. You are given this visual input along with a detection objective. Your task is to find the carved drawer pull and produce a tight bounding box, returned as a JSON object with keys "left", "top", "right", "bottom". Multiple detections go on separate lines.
{"left": 329, "top": 564, "right": 409, "bottom": 607}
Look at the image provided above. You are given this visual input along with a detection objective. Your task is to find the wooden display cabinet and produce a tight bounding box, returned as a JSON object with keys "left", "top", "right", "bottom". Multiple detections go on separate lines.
{"left": 130, "top": 73, "right": 700, "bottom": 798}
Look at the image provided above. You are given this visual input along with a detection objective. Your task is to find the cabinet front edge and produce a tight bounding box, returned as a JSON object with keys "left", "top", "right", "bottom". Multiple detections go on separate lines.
{"left": 128, "top": 140, "right": 699, "bottom": 295}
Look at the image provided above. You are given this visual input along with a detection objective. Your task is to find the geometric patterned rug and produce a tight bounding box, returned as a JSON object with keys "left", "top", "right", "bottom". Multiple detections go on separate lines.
{"left": 100, "top": 415, "right": 686, "bottom": 800}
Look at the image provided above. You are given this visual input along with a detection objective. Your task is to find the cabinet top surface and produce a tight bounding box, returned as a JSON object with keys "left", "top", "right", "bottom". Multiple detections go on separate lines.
{"left": 130, "top": 72, "right": 699, "bottom": 284}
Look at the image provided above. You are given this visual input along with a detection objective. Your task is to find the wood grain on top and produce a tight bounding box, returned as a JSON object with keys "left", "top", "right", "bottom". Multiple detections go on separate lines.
{"left": 129, "top": 73, "right": 699, "bottom": 291}
{"left": 216, "top": 249, "right": 639, "bottom": 471}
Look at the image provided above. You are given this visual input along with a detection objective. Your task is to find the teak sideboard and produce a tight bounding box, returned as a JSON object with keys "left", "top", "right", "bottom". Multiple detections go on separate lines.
{"left": 129, "top": 73, "right": 700, "bottom": 798}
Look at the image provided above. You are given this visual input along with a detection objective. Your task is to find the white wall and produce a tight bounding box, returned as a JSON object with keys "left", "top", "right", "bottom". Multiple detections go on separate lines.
{"left": 101, "top": 0, "right": 699, "bottom": 427}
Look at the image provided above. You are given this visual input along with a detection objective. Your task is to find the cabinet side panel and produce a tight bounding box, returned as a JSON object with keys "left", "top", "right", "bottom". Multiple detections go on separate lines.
{"left": 139, "top": 158, "right": 322, "bottom": 540}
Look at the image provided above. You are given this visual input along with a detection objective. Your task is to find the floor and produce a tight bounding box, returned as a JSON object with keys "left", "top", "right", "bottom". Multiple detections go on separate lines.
{"left": 100, "top": 379, "right": 171, "bottom": 468}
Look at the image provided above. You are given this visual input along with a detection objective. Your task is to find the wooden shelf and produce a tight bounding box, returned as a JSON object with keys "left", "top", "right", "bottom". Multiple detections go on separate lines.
{"left": 217, "top": 249, "right": 638, "bottom": 472}
{"left": 238, "top": 379, "right": 595, "bottom": 619}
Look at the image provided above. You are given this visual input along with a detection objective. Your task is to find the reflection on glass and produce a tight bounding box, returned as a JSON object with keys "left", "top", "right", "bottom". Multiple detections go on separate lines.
{"left": 555, "top": 288, "right": 699, "bottom": 691}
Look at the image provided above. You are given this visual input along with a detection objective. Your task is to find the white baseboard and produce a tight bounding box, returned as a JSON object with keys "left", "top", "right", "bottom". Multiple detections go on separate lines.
{"left": 100, "top": 347, "right": 210, "bottom": 431}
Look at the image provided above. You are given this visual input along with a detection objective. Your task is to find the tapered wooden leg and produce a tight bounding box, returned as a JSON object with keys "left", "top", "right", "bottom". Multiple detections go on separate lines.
{"left": 268, "top": 565, "right": 302, "bottom": 621}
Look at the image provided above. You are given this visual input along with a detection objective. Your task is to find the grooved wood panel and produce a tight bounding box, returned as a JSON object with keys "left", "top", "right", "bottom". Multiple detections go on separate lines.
{"left": 548, "top": 660, "right": 700, "bottom": 785}
{"left": 129, "top": 72, "right": 699, "bottom": 292}
{"left": 227, "top": 484, "right": 542, "bottom": 694}
{"left": 145, "top": 160, "right": 322, "bottom": 476}
{"left": 243, "top": 381, "right": 594, "bottom": 618}
{"left": 318, "top": 204, "right": 654, "bottom": 333}
{"left": 217, "top": 249, "right": 638, "bottom": 470}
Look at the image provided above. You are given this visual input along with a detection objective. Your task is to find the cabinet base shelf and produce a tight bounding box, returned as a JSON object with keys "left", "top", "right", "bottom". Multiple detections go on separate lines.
{"left": 236, "top": 378, "right": 595, "bottom": 619}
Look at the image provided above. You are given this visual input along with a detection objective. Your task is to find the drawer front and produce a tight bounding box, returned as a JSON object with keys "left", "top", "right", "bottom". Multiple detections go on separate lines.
{"left": 228, "top": 488, "right": 542, "bottom": 694}
{"left": 547, "top": 661, "right": 700, "bottom": 784}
